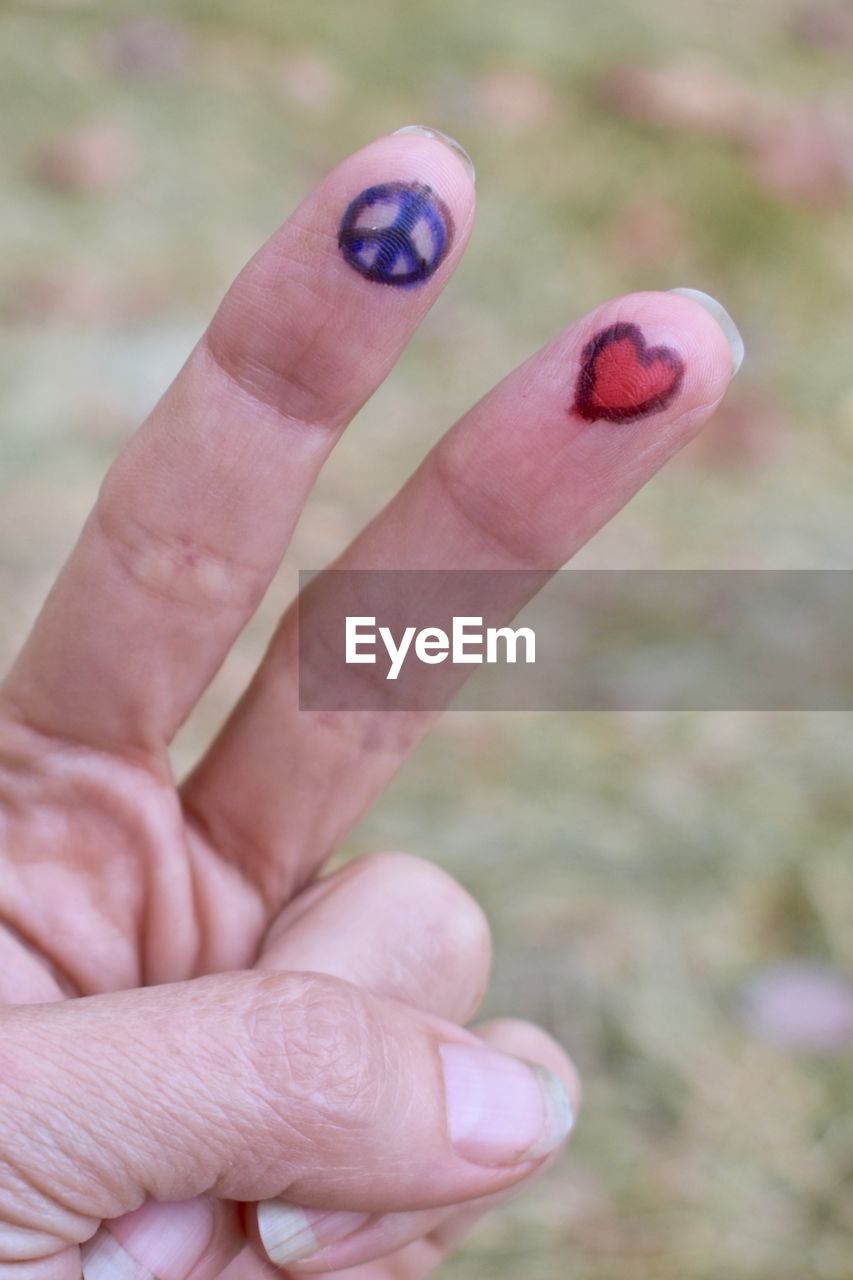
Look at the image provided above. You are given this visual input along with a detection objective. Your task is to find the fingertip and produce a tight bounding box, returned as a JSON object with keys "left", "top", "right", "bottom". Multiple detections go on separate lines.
{"left": 561, "top": 289, "right": 737, "bottom": 436}
{"left": 471, "top": 1017, "right": 583, "bottom": 1121}
{"left": 82, "top": 1198, "right": 216, "bottom": 1280}
{"left": 254, "top": 1202, "right": 370, "bottom": 1270}
{"left": 330, "top": 128, "right": 477, "bottom": 284}
{"left": 670, "top": 287, "right": 745, "bottom": 377}
{"left": 201, "top": 126, "right": 477, "bottom": 451}
{"left": 393, "top": 125, "right": 476, "bottom": 187}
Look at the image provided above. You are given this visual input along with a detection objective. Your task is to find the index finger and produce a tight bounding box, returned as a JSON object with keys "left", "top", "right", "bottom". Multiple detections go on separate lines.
{"left": 2, "top": 127, "right": 476, "bottom": 753}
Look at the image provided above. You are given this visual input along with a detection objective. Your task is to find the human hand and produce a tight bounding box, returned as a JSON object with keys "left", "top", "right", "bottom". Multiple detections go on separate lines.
{"left": 0, "top": 127, "right": 740, "bottom": 1278}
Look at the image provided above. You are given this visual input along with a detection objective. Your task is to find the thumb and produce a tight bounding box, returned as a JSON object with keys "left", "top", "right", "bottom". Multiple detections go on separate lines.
{"left": 0, "top": 971, "right": 574, "bottom": 1266}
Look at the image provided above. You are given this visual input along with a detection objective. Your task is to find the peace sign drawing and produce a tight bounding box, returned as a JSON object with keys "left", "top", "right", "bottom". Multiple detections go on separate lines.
{"left": 338, "top": 181, "right": 453, "bottom": 287}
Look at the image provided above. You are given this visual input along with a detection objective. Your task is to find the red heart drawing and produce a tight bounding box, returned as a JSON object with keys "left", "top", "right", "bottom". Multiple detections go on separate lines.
{"left": 573, "top": 323, "right": 685, "bottom": 424}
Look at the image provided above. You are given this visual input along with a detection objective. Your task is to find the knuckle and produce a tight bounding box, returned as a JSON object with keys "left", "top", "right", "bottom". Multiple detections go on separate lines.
{"left": 361, "top": 851, "right": 492, "bottom": 976}
{"left": 202, "top": 303, "right": 340, "bottom": 436}
{"left": 346, "top": 852, "right": 492, "bottom": 1022}
{"left": 431, "top": 443, "right": 534, "bottom": 566}
{"left": 247, "top": 974, "right": 388, "bottom": 1139}
{"left": 93, "top": 474, "right": 267, "bottom": 613}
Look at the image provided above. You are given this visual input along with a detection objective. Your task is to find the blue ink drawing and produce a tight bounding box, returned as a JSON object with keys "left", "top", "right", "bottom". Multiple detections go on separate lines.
{"left": 338, "top": 182, "right": 452, "bottom": 287}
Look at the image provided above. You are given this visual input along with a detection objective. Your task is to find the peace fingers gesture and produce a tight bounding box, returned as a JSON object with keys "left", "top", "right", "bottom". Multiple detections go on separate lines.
{"left": 0, "top": 127, "right": 740, "bottom": 1279}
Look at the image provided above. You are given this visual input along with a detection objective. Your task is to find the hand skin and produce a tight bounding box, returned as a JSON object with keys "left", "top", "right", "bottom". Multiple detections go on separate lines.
{"left": 0, "top": 129, "right": 739, "bottom": 1279}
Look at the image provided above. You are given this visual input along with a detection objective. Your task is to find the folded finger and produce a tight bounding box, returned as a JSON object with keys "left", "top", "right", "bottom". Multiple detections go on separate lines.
{"left": 83, "top": 850, "right": 493, "bottom": 1279}
{"left": 3, "top": 128, "right": 475, "bottom": 754}
{"left": 185, "top": 289, "right": 742, "bottom": 901}
{"left": 254, "top": 1018, "right": 580, "bottom": 1275}
{"left": 8, "top": 970, "right": 569, "bottom": 1245}
{"left": 257, "top": 850, "right": 492, "bottom": 1023}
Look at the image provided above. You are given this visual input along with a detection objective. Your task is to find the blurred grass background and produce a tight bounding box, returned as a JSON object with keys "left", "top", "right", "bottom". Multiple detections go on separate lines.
{"left": 2, "top": 1, "right": 853, "bottom": 1277}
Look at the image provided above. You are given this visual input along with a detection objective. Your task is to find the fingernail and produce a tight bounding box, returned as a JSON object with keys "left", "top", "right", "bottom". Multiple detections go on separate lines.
{"left": 257, "top": 1202, "right": 369, "bottom": 1266}
{"left": 440, "top": 1043, "right": 575, "bottom": 1166}
{"left": 393, "top": 125, "right": 476, "bottom": 185}
{"left": 670, "top": 288, "right": 745, "bottom": 376}
{"left": 81, "top": 1198, "right": 214, "bottom": 1280}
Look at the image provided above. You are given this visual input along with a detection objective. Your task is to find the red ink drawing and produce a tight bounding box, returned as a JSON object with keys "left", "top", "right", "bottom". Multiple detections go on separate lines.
{"left": 573, "top": 323, "right": 685, "bottom": 424}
